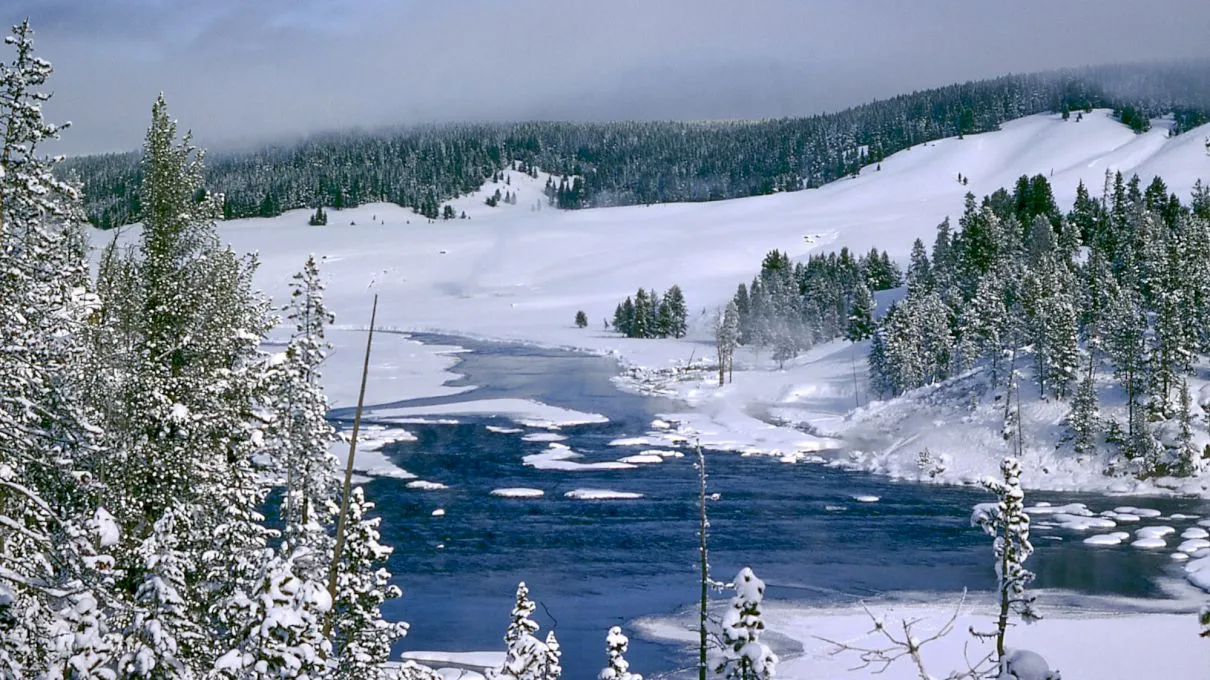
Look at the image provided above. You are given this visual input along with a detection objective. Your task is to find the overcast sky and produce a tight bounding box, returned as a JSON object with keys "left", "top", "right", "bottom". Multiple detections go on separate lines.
{"left": 8, "top": 0, "right": 1210, "bottom": 156}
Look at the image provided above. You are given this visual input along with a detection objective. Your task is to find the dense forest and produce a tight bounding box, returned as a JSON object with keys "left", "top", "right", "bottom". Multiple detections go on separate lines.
{"left": 64, "top": 61, "right": 1210, "bottom": 229}
{"left": 866, "top": 171, "right": 1210, "bottom": 480}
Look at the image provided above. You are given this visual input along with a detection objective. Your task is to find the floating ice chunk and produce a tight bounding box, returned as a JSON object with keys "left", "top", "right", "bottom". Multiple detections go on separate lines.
{"left": 431, "top": 508, "right": 445, "bottom": 517}
{"left": 486, "top": 425, "right": 524, "bottom": 434}
{"left": 523, "top": 446, "right": 636, "bottom": 471}
{"left": 1136, "top": 526, "right": 1176, "bottom": 539}
{"left": 1186, "top": 554, "right": 1210, "bottom": 591}
{"left": 1114, "top": 506, "right": 1162, "bottom": 518}
{"left": 1084, "top": 532, "right": 1131, "bottom": 546}
{"left": 608, "top": 437, "right": 651, "bottom": 447}
{"left": 407, "top": 480, "right": 449, "bottom": 491}
{"left": 1053, "top": 514, "right": 1116, "bottom": 531}
{"left": 1026, "top": 503, "right": 1091, "bottom": 516}
{"left": 618, "top": 454, "right": 664, "bottom": 464}
{"left": 1183, "top": 527, "right": 1209, "bottom": 539}
{"left": 1100, "top": 511, "right": 1141, "bottom": 523}
{"left": 1173, "top": 552, "right": 1190, "bottom": 561}
{"left": 1169, "top": 513, "right": 1200, "bottom": 520}
{"left": 639, "top": 449, "right": 684, "bottom": 458}
{"left": 650, "top": 419, "right": 672, "bottom": 430}
{"left": 490, "top": 488, "right": 544, "bottom": 499}
{"left": 853, "top": 495, "right": 880, "bottom": 503}
{"left": 825, "top": 505, "right": 846, "bottom": 512}
{"left": 1132, "top": 537, "right": 1167, "bottom": 549}
{"left": 564, "top": 488, "right": 644, "bottom": 500}
{"left": 1178, "top": 539, "right": 1210, "bottom": 554}
{"left": 522, "top": 432, "right": 567, "bottom": 442}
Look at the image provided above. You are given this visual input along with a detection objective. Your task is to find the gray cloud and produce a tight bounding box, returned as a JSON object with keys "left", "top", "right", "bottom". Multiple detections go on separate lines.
{"left": 5, "top": 0, "right": 1209, "bottom": 155}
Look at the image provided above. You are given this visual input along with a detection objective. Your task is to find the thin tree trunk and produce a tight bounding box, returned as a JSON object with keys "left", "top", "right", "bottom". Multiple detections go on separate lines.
{"left": 697, "top": 443, "right": 709, "bottom": 680}
{"left": 323, "top": 295, "right": 377, "bottom": 639}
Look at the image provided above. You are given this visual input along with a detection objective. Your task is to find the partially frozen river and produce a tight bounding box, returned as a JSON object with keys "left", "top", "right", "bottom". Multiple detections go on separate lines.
{"left": 332, "top": 335, "right": 1210, "bottom": 678}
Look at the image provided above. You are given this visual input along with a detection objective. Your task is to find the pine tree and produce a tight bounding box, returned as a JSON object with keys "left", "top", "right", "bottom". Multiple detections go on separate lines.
{"left": 1066, "top": 365, "right": 1100, "bottom": 460}
{"left": 971, "top": 458, "right": 1039, "bottom": 661}
{"left": 664, "top": 285, "right": 688, "bottom": 338}
{"left": 542, "top": 631, "right": 562, "bottom": 680}
{"left": 599, "top": 626, "right": 642, "bottom": 680}
{"left": 331, "top": 487, "right": 409, "bottom": 680}
{"left": 0, "top": 21, "right": 114, "bottom": 677}
{"left": 497, "top": 582, "right": 547, "bottom": 680}
{"left": 213, "top": 549, "right": 332, "bottom": 680}
{"left": 906, "top": 238, "right": 931, "bottom": 292}
{"left": 844, "top": 280, "right": 875, "bottom": 342}
{"left": 575, "top": 310, "right": 588, "bottom": 328}
{"left": 1176, "top": 379, "right": 1200, "bottom": 477}
{"left": 712, "top": 568, "right": 777, "bottom": 679}
{"left": 631, "top": 289, "right": 650, "bottom": 339}
{"left": 119, "top": 509, "right": 201, "bottom": 679}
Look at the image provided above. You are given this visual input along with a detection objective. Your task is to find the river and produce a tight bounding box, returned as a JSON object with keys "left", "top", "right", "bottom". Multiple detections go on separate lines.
{"left": 331, "top": 334, "right": 1209, "bottom": 678}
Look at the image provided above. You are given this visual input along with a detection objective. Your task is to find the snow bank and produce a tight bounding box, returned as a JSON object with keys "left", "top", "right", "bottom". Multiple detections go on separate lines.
{"left": 406, "top": 480, "right": 449, "bottom": 491}
{"left": 367, "top": 398, "right": 607, "bottom": 428}
{"left": 1083, "top": 532, "right": 1131, "bottom": 546}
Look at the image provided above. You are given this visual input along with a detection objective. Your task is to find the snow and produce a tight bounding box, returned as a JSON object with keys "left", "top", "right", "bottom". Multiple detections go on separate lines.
{"left": 485, "top": 425, "right": 524, "bottom": 434}
{"left": 1136, "top": 526, "right": 1177, "bottom": 539}
{"left": 1114, "top": 506, "right": 1163, "bottom": 518}
{"left": 1083, "top": 532, "right": 1131, "bottom": 546}
{"left": 330, "top": 426, "right": 418, "bottom": 480}
{"left": 1178, "top": 539, "right": 1210, "bottom": 554}
{"left": 1051, "top": 514, "right": 1116, "bottom": 531}
{"left": 564, "top": 489, "right": 644, "bottom": 500}
{"left": 367, "top": 398, "right": 606, "bottom": 428}
{"left": 1131, "top": 537, "right": 1168, "bottom": 549}
{"left": 1183, "top": 527, "right": 1209, "bottom": 539}
{"left": 520, "top": 432, "right": 567, "bottom": 442}
{"left": 639, "top": 595, "right": 1210, "bottom": 679}
{"left": 852, "top": 494, "right": 880, "bottom": 503}
{"left": 522, "top": 446, "right": 636, "bottom": 471}
{"left": 490, "top": 488, "right": 545, "bottom": 499}
{"left": 617, "top": 454, "right": 664, "bottom": 465}
{"left": 431, "top": 508, "right": 446, "bottom": 517}
{"left": 399, "top": 651, "right": 504, "bottom": 675}
{"left": 407, "top": 480, "right": 449, "bottom": 491}
{"left": 91, "top": 111, "right": 1210, "bottom": 504}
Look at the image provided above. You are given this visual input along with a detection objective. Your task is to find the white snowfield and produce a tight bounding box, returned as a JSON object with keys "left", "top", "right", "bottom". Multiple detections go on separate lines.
{"left": 638, "top": 594, "right": 1210, "bottom": 679}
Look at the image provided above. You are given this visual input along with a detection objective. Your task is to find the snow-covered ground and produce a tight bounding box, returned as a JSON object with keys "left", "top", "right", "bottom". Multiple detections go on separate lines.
{"left": 638, "top": 591, "right": 1210, "bottom": 679}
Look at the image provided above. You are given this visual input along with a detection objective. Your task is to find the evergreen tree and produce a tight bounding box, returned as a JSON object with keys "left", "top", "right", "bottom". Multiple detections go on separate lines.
{"left": 664, "top": 285, "right": 688, "bottom": 338}
{"left": 0, "top": 21, "right": 114, "bottom": 676}
{"left": 543, "top": 631, "right": 562, "bottom": 680}
{"left": 213, "top": 549, "right": 331, "bottom": 680}
{"left": 575, "top": 310, "right": 588, "bottom": 328}
{"left": 971, "top": 458, "right": 1039, "bottom": 661}
{"left": 906, "top": 238, "right": 931, "bottom": 291}
{"left": 496, "top": 581, "right": 548, "bottom": 680}
{"left": 599, "top": 626, "right": 642, "bottom": 680}
{"left": 844, "top": 280, "right": 875, "bottom": 342}
{"left": 1066, "top": 366, "right": 1100, "bottom": 461}
{"left": 331, "top": 487, "right": 409, "bottom": 680}
{"left": 1176, "top": 379, "right": 1200, "bottom": 477}
{"left": 712, "top": 567, "right": 777, "bottom": 679}
{"left": 632, "top": 289, "right": 651, "bottom": 339}
{"left": 119, "top": 509, "right": 200, "bottom": 679}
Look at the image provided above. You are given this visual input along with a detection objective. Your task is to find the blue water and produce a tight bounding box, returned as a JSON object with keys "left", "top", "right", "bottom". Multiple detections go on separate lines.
{"left": 332, "top": 334, "right": 1209, "bottom": 678}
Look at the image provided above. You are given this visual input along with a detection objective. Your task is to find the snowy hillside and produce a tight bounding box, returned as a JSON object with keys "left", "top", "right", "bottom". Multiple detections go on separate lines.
{"left": 95, "top": 109, "right": 1210, "bottom": 496}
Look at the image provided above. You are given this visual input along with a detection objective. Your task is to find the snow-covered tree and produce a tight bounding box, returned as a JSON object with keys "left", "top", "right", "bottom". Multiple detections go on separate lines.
{"left": 971, "top": 458, "right": 1039, "bottom": 661}
{"left": 712, "top": 567, "right": 777, "bottom": 679}
{"left": 542, "top": 631, "right": 562, "bottom": 680}
{"left": 0, "top": 20, "right": 114, "bottom": 677}
{"left": 715, "top": 301, "right": 741, "bottom": 386}
{"left": 1175, "top": 379, "right": 1200, "bottom": 477}
{"left": 330, "top": 487, "right": 408, "bottom": 680}
{"left": 663, "top": 284, "right": 689, "bottom": 338}
{"left": 119, "top": 508, "right": 201, "bottom": 679}
{"left": 845, "top": 280, "right": 875, "bottom": 342}
{"left": 270, "top": 255, "right": 339, "bottom": 581}
{"left": 213, "top": 549, "right": 331, "bottom": 680}
{"left": 598, "top": 626, "right": 642, "bottom": 680}
{"left": 496, "top": 581, "right": 548, "bottom": 680}
{"left": 1065, "top": 365, "right": 1099, "bottom": 460}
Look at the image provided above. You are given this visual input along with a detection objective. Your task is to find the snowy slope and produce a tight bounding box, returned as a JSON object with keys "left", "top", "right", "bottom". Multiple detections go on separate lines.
{"left": 93, "top": 109, "right": 1210, "bottom": 482}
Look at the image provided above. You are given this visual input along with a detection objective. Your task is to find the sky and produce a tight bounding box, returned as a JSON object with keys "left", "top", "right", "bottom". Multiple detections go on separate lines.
{"left": 7, "top": 0, "right": 1210, "bottom": 156}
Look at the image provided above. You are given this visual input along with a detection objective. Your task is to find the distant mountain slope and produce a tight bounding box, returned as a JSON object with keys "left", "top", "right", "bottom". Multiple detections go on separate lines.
{"left": 67, "top": 61, "right": 1210, "bottom": 229}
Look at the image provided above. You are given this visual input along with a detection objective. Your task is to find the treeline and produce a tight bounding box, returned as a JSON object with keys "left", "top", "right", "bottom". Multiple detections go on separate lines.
{"left": 725, "top": 248, "right": 900, "bottom": 368}
{"left": 63, "top": 61, "right": 1210, "bottom": 229}
{"left": 612, "top": 285, "right": 688, "bottom": 338}
{"left": 868, "top": 171, "right": 1210, "bottom": 479}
